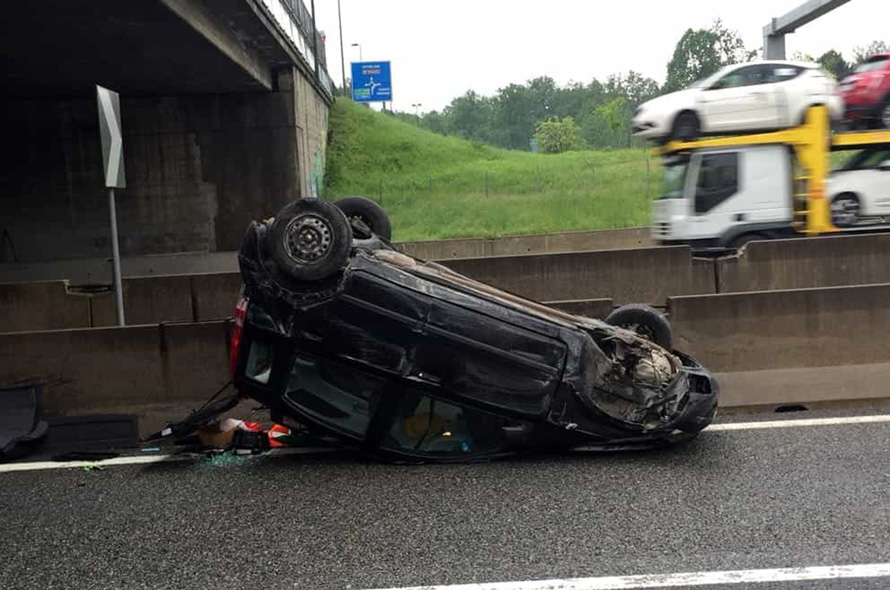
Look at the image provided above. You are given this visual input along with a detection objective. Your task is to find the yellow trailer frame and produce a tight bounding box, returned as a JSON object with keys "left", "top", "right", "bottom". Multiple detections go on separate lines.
{"left": 655, "top": 106, "right": 890, "bottom": 234}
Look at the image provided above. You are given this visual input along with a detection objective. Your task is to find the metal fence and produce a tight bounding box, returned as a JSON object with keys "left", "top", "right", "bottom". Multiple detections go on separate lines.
{"left": 260, "top": 0, "right": 332, "bottom": 95}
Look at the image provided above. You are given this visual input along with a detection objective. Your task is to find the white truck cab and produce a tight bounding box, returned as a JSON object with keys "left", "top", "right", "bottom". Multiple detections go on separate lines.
{"left": 652, "top": 145, "right": 795, "bottom": 249}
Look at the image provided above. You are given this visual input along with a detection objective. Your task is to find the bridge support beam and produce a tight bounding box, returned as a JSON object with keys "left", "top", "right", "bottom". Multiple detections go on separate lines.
{"left": 762, "top": 0, "right": 852, "bottom": 59}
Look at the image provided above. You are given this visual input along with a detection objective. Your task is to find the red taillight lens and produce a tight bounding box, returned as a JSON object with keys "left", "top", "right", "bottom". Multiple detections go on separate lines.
{"left": 230, "top": 296, "right": 248, "bottom": 377}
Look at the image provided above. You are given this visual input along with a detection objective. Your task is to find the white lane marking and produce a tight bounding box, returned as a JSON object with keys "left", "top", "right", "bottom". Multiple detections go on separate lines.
{"left": 0, "top": 447, "right": 335, "bottom": 474}
{"left": 708, "top": 414, "right": 890, "bottom": 431}
{"left": 2, "top": 414, "right": 888, "bottom": 474}
{"left": 362, "top": 563, "right": 890, "bottom": 590}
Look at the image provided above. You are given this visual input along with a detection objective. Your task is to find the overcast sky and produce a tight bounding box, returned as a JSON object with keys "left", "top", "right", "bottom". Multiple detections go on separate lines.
{"left": 314, "top": 0, "right": 889, "bottom": 113}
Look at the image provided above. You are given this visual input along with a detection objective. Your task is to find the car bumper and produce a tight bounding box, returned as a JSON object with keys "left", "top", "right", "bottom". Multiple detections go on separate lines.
{"left": 844, "top": 102, "right": 882, "bottom": 120}
{"left": 632, "top": 116, "right": 670, "bottom": 138}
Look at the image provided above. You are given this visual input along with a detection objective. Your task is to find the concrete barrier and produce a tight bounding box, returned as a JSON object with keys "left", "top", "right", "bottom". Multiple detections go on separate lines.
{"left": 669, "top": 283, "right": 890, "bottom": 371}
{"left": 189, "top": 272, "right": 243, "bottom": 321}
{"left": 717, "top": 233, "right": 890, "bottom": 294}
{"left": 0, "top": 230, "right": 652, "bottom": 284}
{"left": 443, "top": 246, "right": 715, "bottom": 305}
{"left": 91, "top": 275, "right": 193, "bottom": 327}
{"left": 0, "top": 280, "right": 92, "bottom": 331}
{"left": 670, "top": 284, "right": 890, "bottom": 407}
{"left": 4, "top": 283, "right": 890, "bottom": 436}
{"left": 0, "top": 321, "right": 232, "bottom": 437}
{"left": 547, "top": 298, "right": 614, "bottom": 319}
{"left": 399, "top": 228, "right": 651, "bottom": 260}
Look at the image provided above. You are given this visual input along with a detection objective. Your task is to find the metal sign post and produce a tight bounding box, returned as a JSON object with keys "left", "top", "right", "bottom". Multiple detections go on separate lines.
{"left": 96, "top": 85, "right": 127, "bottom": 326}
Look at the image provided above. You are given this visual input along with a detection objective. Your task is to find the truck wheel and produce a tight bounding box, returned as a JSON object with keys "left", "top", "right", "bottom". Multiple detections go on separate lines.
{"left": 605, "top": 304, "right": 673, "bottom": 350}
{"left": 269, "top": 199, "right": 353, "bottom": 282}
{"left": 671, "top": 111, "right": 700, "bottom": 141}
{"left": 830, "top": 193, "right": 861, "bottom": 228}
{"left": 335, "top": 196, "right": 392, "bottom": 240}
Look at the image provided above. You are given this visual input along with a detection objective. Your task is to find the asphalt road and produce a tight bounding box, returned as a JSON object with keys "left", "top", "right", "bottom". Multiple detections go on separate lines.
{"left": 1, "top": 408, "right": 889, "bottom": 590}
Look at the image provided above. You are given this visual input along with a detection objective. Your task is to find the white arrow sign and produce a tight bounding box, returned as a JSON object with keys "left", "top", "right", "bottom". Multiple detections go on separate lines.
{"left": 97, "top": 85, "right": 126, "bottom": 189}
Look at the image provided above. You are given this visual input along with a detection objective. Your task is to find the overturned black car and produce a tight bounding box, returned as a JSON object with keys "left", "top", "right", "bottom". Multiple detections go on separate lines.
{"left": 178, "top": 197, "right": 717, "bottom": 462}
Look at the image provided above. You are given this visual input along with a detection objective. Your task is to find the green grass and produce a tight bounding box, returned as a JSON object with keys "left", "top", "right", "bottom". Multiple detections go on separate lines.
{"left": 325, "top": 99, "right": 659, "bottom": 242}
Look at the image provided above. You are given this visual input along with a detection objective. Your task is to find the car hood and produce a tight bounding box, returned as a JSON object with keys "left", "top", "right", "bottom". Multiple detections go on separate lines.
{"left": 637, "top": 89, "right": 699, "bottom": 115}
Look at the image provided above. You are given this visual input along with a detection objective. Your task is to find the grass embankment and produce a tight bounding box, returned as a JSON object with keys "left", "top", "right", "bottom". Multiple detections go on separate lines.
{"left": 325, "top": 99, "right": 658, "bottom": 242}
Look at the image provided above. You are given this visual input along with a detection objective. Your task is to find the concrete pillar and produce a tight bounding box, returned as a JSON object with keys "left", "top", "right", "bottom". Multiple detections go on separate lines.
{"left": 0, "top": 68, "right": 320, "bottom": 261}
{"left": 763, "top": 33, "right": 786, "bottom": 59}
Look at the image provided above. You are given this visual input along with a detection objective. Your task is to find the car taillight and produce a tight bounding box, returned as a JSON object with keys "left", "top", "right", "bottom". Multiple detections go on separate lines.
{"left": 230, "top": 296, "right": 248, "bottom": 377}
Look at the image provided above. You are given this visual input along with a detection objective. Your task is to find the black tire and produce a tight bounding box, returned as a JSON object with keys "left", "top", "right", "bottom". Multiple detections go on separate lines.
{"left": 268, "top": 199, "right": 353, "bottom": 282}
{"left": 830, "top": 193, "right": 861, "bottom": 228}
{"left": 605, "top": 304, "right": 673, "bottom": 350}
{"left": 335, "top": 196, "right": 392, "bottom": 240}
{"left": 881, "top": 98, "right": 890, "bottom": 130}
{"left": 671, "top": 111, "right": 700, "bottom": 141}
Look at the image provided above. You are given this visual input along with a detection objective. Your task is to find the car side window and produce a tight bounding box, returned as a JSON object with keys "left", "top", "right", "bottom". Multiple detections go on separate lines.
{"left": 768, "top": 65, "right": 803, "bottom": 83}
{"left": 381, "top": 391, "right": 509, "bottom": 457}
{"left": 695, "top": 153, "right": 739, "bottom": 214}
{"left": 710, "top": 66, "right": 758, "bottom": 90}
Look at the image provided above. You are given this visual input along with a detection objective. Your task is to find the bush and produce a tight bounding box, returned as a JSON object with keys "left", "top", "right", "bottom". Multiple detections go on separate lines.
{"left": 534, "top": 116, "right": 582, "bottom": 154}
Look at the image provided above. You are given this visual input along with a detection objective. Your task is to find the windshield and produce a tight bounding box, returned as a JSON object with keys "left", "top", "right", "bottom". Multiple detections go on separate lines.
{"left": 855, "top": 56, "right": 888, "bottom": 74}
{"left": 660, "top": 158, "right": 690, "bottom": 199}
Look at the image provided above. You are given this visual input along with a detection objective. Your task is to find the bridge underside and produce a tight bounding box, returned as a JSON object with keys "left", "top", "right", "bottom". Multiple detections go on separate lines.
{"left": 0, "top": 0, "right": 331, "bottom": 267}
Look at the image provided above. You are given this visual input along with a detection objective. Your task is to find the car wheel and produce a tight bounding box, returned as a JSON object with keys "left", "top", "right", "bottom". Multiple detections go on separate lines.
{"left": 335, "top": 196, "right": 393, "bottom": 241}
{"left": 268, "top": 199, "right": 353, "bottom": 282}
{"left": 830, "top": 193, "right": 861, "bottom": 228}
{"left": 881, "top": 100, "right": 890, "bottom": 130}
{"left": 604, "top": 304, "right": 673, "bottom": 350}
{"left": 671, "top": 111, "right": 700, "bottom": 141}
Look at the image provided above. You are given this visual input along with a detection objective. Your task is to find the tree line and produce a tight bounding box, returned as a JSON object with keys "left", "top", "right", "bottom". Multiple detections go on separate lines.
{"left": 385, "top": 23, "right": 887, "bottom": 153}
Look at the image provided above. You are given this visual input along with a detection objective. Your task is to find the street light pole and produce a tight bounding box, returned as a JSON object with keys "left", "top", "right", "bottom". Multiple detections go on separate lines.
{"left": 337, "top": 0, "right": 346, "bottom": 93}
{"left": 412, "top": 103, "right": 422, "bottom": 117}
{"left": 351, "top": 42, "right": 363, "bottom": 62}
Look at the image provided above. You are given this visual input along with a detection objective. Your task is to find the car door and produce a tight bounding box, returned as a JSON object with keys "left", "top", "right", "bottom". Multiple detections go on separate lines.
{"left": 766, "top": 64, "right": 808, "bottom": 127}
{"left": 698, "top": 65, "right": 772, "bottom": 132}
{"left": 682, "top": 151, "right": 743, "bottom": 240}
{"left": 749, "top": 64, "right": 787, "bottom": 128}
{"left": 859, "top": 151, "right": 890, "bottom": 215}
{"left": 832, "top": 149, "right": 890, "bottom": 216}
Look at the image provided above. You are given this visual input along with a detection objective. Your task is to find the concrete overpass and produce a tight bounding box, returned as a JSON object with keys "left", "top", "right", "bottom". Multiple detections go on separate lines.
{"left": 0, "top": 0, "right": 333, "bottom": 265}
{"left": 762, "top": 0, "right": 852, "bottom": 59}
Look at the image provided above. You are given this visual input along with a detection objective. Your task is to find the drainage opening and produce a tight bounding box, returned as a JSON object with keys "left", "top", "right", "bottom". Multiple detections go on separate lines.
{"left": 775, "top": 404, "right": 809, "bottom": 413}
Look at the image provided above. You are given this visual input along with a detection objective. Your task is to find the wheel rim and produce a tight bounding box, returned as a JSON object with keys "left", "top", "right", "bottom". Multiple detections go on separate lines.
{"left": 882, "top": 104, "right": 890, "bottom": 129}
{"left": 831, "top": 197, "right": 859, "bottom": 226}
{"left": 283, "top": 214, "right": 334, "bottom": 264}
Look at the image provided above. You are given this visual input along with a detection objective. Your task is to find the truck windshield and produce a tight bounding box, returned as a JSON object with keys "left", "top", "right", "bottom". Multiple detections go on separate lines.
{"left": 660, "top": 159, "right": 689, "bottom": 199}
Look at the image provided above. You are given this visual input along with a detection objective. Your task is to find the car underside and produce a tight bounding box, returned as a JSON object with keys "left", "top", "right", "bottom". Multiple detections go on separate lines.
{"left": 156, "top": 197, "right": 718, "bottom": 463}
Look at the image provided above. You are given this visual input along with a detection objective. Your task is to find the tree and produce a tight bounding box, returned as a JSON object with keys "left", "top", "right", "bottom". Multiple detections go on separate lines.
{"left": 853, "top": 41, "right": 889, "bottom": 65}
{"left": 817, "top": 50, "right": 852, "bottom": 80}
{"left": 580, "top": 97, "right": 633, "bottom": 149}
{"left": 443, "top": 91, "right": 495, "bottom": 143}
{"left": 664, "top": 19, "right": 756, "bottom": 93}
{"left": 534, "top": 117, "right": 581, "bottom": 154}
